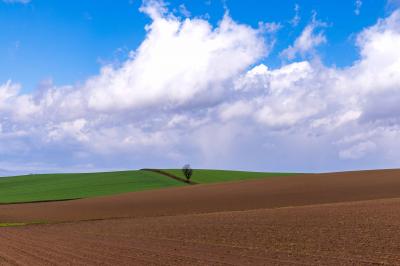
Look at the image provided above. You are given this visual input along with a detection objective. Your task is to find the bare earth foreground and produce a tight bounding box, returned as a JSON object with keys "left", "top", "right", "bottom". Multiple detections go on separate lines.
{"left": 1, "top": 169, "right": 400, "bottom": 265}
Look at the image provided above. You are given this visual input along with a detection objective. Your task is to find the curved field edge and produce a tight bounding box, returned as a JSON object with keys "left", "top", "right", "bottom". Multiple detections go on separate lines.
{"left": 2, "top": 169, "right": 400, "bottom": 224}
{"left": 1, "top": 197, "right": 400, "bottom": 265}
{"left": 161, "top": 169, "right": 300, "bottom": 184}
{"left": 0, "top": 169, "right": 296, "bottom": 204}
{"left": 0, "top": 170, "right": 185, "bottom": 204}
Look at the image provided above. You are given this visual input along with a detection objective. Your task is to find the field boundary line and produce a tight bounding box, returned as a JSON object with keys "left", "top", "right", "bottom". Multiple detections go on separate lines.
{"left": 141, "top": 169, "right": 197, "bottom": 184}
{"left": 0, "top": 198, "right": 82, "bottom": 205}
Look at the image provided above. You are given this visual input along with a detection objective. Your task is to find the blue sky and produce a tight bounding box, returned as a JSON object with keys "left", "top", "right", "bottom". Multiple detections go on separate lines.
{"left": 1, "top": 0, "right": 400, "bottom": 175}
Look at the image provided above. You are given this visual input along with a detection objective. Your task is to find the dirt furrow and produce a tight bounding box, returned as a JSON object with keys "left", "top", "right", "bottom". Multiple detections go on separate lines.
{"left": 1, "top": 229, "right": 136, "bottom": 265}
{"left": 0, "top": 237, "right": 59, "bottom": 265}
{"left": 2, "top": 169, "right": 400, "bottom": 224}
{"left": 0, "top": 250, "right": 22, "bottom": 266}
{"left": 1, "top": 169, "right": 400, "bottom": 265}
{"left": 0, "top": 229, "right": 146, "bottom": 265}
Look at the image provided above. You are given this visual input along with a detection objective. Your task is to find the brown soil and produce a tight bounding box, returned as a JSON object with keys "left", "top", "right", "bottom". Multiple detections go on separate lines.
{"left": 1, "top": 169, "right": 400, "bottom": 223}
{"left": 1, "top": 169, "right": 400, "bottom": 265}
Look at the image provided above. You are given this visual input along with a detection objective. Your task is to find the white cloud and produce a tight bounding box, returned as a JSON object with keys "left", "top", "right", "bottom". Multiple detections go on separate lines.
{"left": 339, "top": 141, "right": 376, "bottom": 159}
{"left": 219, "top": 100, "right": 254, "bottom": 121}
{"left": 0, "top": 81, "right": 39, "bottom": 121}
{"left": 85, "top": 10, "right": 266, "bottom": 112}
{"left": 0, "top": 0, "right": 270, "bottom": 171}
{"left": 178, "top": 4, "right": 191, "bottom": 17}
{"left": 281, "top": 12, "right": 327, "bottom": 60}
{"left": 290, "top": 4, "right": 301, "bottom": 27}
{"left": 221, "top": 10, "right": 400, "bottom": 164}
{"left": 259, "top": 22, "right": 282, "bottom": 34}
{"left": 48, "top": 119, "right": 88, "bottom": 142}
{"left": 1, "top": 2, "right": 400, "bottom": 173}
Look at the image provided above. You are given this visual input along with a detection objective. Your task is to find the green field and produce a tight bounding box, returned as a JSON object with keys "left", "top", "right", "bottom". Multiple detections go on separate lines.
{"left": 0, "top": 170, "right": 184, "bottom": 204}
{"left": 162, "top": 169, "right": 298, "bottom": 184}
{"left": 0, "top": 169, "right": 299, "bottom": 204}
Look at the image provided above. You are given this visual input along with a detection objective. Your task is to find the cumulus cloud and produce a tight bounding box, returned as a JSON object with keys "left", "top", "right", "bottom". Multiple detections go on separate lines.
{"left": 85, "top": 12, "right": 266, "bottom": 112}
{"left": 339, "top": 141, "right": 376, "bottom": 159}
{"left": 224, "top": 9, "right": 400, "bottom": 168}
{"left": 1, "top": 1, "right": 400, "bottom": 173}
{"left": 281, "top": 12, "right": 327, "bottom": 60}
{"left": 0, "top": 0, "right": 269, "bottom": 172}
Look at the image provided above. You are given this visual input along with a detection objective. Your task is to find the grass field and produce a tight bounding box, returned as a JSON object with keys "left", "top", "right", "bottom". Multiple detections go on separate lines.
{"left": 162, "top": 169, "right": 299, "bottom": 184}
{"left": 0, "top": 169, "right": 298, "bottom": 204}
{"left": 0, "top": 170, "right": 185, "bottom": 204}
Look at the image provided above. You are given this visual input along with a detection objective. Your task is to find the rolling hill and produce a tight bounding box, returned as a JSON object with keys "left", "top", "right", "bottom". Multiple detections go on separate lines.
{"left": 162, "top": 169, "right": 299, "bottom": 184}
{"left": 0, "top": 170, "right": 184, "bottom": 204}
{"left": 0, "top": 169, "right": 296, "bottom": 204}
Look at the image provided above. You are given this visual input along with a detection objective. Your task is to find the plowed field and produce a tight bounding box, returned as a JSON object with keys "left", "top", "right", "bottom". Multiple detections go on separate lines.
{"left": 1, "top": 169, "right": 400, "bottom": 265}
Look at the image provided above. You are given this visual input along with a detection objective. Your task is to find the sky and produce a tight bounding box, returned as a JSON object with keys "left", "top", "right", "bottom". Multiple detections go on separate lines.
{"left": 1, "top": 0, "right": 400, "bottom": 175}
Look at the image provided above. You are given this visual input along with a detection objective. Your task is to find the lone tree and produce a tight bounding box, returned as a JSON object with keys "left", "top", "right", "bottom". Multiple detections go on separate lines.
{"left": 182, "top": 164, "right": 193, "bottom": 182}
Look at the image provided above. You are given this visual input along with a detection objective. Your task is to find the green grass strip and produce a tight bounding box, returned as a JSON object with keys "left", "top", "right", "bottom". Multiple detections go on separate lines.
{"left": 162, "top": 169, "right": 300, "bottom": 184}
{"left": 0, "top": 170, "right": 185, "bottom": 204}
{"left": 0, "top": 223, "right": 28, "bottom": 227}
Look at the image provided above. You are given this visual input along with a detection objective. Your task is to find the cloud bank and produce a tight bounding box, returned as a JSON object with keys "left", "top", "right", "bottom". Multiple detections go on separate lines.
{"left": 1, "top": 1, "right": 400, "bottom": 173}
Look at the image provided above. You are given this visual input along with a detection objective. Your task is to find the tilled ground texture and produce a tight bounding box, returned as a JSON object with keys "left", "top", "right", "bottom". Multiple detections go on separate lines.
{"left": 1, "top": 169, "right": 400, "bottom": 223}
{"left": 1, "top": 198, "right": 400, "bottom": 265}
{"left": 1, "top": 169, "right": 400, "bottom": 265}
